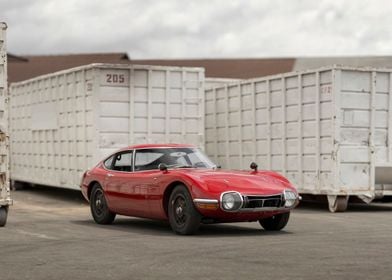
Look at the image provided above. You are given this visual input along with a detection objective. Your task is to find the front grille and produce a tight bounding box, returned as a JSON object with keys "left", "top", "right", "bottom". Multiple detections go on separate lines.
{"left": 242, "top": 194, "right": 284, "bottom": 209}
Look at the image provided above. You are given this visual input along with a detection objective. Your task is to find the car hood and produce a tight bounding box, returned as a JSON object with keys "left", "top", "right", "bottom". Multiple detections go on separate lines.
{"left": 177, "top": 169, "right": 295, "bottom": 196}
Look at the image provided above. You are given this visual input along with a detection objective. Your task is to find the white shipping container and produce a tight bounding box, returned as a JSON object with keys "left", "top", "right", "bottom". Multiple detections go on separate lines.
{"left": 205, "top": 78, "right": 243, "bottom": 89}
{"left": 205, "top": 66, "right": 392, "bottom": 211}
{"left": 10, "top": 64, "right": 205, "bottom": 190}
{"left": 0, "top": 22, "right": 10, "bottom": 226}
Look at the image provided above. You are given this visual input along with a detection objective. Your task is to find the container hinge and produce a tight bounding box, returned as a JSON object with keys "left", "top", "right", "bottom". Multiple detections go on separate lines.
{"left": 332, "top": 141, "right": 340, "bottom": 161}
{"left": 331, "top": 151, "right": 337, "bottom": 161}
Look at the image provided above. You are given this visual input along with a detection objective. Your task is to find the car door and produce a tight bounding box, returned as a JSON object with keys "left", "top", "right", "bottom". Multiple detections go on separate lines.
{"left": 133, "top": 149, "right": 172, "bottom": 219}
{"left": 104, "top": 150, "right": 150, "bottom": 217}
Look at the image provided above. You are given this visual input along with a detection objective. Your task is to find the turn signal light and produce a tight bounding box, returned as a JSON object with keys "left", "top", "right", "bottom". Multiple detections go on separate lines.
{"left": 196, "top": 203, "right": 219, "bottom": 210}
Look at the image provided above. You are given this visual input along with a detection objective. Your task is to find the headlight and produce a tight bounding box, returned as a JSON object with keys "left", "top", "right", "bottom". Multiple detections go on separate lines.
{"left": 221, "top": 191, "right": 243, "bottom": 211}
{"left": 284, "top": 190, "right": 297, "bottom": 207}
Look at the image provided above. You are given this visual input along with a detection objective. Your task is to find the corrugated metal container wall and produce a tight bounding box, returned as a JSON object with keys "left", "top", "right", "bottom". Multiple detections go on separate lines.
{"left": 10, "top": 64, "right": 205, "bottom": 190}
{"left": 0, "top": 22, "right": 11, "bottom": 226}
{"left": 205, "top": 78, "right": 243, "bottom": 89}
{"left": 205, "top": 66, "right": 392, "bottom": 211}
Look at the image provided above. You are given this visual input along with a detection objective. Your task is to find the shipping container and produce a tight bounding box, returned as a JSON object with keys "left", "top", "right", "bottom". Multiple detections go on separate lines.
{"left": 10, "top": 64, "right": 205, "bottom": 190}
{"left": 205, "top": 78, "right": 242, "bottom": 89}
{"left": 205, "top": 66, "right": 392, "bottom": 212}
{"left": 0, "top": 22, "right": 10, "bottom": 226}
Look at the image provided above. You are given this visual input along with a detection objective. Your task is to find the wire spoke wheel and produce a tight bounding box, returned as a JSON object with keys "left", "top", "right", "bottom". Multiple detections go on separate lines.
{"left": 90, "top": 183, "right": 116, "bottom": 225}
{"left": 94, "top": 190, "right": 105, "bottom": 216}
{"left": 168, "top": 185, "right": 201, "bottom": 235}
{"left": 173, "top": 195, "right": 188, "bottom": 226}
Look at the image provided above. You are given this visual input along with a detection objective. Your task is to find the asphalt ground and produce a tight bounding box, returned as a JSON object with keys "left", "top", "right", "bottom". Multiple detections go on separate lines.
{"left": 1, "top": 186, "right": 391, "bottom": 280}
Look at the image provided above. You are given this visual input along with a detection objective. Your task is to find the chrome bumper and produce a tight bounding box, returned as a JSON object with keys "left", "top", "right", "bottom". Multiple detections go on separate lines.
{"left": 193, "top": 193, "right": 300, "bottom": 213}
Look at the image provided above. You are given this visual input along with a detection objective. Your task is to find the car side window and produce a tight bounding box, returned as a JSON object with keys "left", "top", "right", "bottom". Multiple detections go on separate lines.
{"left": 104, "top": 156, "right": 114, "bottom": 170}
{"left": 112, "top": 151, "right": 133, "bottom": 172}
{"left": 135, "top": 149, "right": 171, "bottom": 171}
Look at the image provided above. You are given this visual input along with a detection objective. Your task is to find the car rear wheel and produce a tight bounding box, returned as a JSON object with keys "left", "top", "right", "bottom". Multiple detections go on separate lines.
{"left": 168, "top": 185, "right": 201, "bottom": 235}
{"left": 90, "top": 183, "right": 116, "bottom": 225}
{"left": 259, "top": 212, "right": 290, "bottom": 231}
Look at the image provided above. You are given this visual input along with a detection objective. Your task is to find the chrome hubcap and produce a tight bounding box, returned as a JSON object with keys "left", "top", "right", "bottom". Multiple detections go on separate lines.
{"left": 93, "top": 190, "right": 105, "bottom": 216}
{"left": 173, "top": 196, "right": 187, "bottom": 226}
{"left": 176, "top": 205, "right": 183, "bottom": 216}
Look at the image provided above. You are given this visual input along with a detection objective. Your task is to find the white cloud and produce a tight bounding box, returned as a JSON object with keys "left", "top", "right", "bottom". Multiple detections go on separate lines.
{"left": 1, "top": 0, "right": 392, "bottom": 57}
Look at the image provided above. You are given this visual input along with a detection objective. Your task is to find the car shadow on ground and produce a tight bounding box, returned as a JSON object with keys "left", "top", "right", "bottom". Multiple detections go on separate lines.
{"left": 73, "top": 218, "right": 175, "bottom": 236}
{"left": 197, "top": 224, "right": 293, "bottom": 237}
{"left": 72, "top": 217, "right": 292, "bottom": 237}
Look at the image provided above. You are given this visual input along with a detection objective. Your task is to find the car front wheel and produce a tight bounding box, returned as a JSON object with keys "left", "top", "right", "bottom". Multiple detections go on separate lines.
{"left": 168, "top": 185, "right": 201, "bottom": 235}
{"left": 259, "top": 212, "right": 290, "bottom": 231}
{"left": 90, "top": 183, "right": 116, "bottom": 225}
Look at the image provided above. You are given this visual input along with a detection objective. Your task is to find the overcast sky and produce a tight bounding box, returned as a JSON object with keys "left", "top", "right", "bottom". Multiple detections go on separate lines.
{"left": 1, "top": 0, "right": 391, "bottom": 58}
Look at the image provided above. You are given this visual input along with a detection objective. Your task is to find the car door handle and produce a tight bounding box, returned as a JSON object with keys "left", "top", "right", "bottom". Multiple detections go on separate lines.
{"left": 107, "top": 173, "right": 114, "bottom": 177}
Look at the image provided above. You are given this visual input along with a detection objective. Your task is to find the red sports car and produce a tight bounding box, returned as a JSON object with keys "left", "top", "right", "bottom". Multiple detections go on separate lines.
{"left": 80, "top": 144, "right": 300, "bottom": 235}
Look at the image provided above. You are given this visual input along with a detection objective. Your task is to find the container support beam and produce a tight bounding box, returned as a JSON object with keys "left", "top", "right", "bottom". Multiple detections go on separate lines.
{"left": 315, "top": 72, "right": 321, "bottom": 189}
{"left": 388, "top": 73, "right": 392, "bottom": 162}
{"left": 82, "top": 70, "right": 88, "bottom": 171}
{"left": 281, "top": 77, "right": 287, "bottom": 175}
{"left": 298, "top": 74, "right": 303, "bottom": 189}
{"left": 128, "top": 68, "right": 135, "bottom": 144}
{"left": 213, "top": 88, "right": 218, "bottom": 163}
{"left": 147, "top": 70, "right": 153, "bottom": 142}
{"left": 198, "top": 71, "right": 205, "bottom": 148}
{"left": 165, "top": 70, "right": 170, "bottom": 143}
{"left": 181, "top": 71, "right": 186, "bottom": 140}
{"left": 332, "top": 69, "right": 342, "bottom": 193}
{"left": 224, "top": 85, "right": 230, "bottom": 168}
{"left": 266, "top": 80, "right": 271, "bottom": 170}
{"left": 72, "top": 72, "right": 78, "bottom": 186}
{"left": 238, "top": 84, "right": 243, "bottom": 169}
{"left": 251, "top": 82, "right": 257, "bottom": 163}
{"left": 369, "top": 72, "right": 376, "bottom": 191}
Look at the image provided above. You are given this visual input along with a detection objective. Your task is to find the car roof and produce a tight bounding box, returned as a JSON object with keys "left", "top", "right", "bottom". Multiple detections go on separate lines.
{"left": 119, "top": 143, "right": 197, "bottom": 151}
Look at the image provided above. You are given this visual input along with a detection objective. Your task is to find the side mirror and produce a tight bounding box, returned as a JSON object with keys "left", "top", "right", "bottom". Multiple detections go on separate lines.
{"left": 250, "top": 162, "right": 258, "bottom": 172}
{"left": 158, "top": 163, "right": 168, "bottom": 172}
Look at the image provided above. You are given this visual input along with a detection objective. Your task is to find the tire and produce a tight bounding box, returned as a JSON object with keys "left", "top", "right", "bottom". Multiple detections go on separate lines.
{"left": 259, "top": 212, "right": 290, "bottom": 231}
{"left": 328, "top": 196, "right": 348, "bottom": 213}
{"left": 90, "top": 183, "right": 116, "bottom": 225}
{"left": 168, "top": 185, "right": 201, "bottom": 235}
{"left": 0, "top": 206, "right": 8, "bottom": 227}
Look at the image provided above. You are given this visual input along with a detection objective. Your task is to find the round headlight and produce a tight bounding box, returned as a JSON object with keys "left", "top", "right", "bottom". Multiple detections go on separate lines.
{"left": 221, "top": 192, "right": 243, "bottom": 211}
{"left": 284, "top": 190, "right": 297, "bottom": 207}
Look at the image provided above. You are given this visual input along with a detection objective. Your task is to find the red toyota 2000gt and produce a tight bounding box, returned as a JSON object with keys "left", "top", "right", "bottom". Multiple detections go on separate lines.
{"left": 81, "top": 144, "right": 300, "bottom": 235}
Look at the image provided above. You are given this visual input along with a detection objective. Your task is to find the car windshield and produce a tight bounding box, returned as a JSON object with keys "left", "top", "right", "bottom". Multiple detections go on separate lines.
{"left": 134, "top": 147, "right": 216, "bottom": 171}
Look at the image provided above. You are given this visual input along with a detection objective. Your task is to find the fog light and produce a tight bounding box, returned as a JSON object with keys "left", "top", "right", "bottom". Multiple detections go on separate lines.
{"left": 221, "top": 192, "right": 243, "bottom": 211}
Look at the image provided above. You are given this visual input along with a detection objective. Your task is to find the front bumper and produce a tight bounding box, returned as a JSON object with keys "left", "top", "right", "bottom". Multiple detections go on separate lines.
{"left": 193, "top": 192, "right": 300, "bottom": 213}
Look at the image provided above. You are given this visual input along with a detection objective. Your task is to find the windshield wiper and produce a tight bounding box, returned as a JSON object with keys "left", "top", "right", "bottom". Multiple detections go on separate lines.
{"left": 169, "top": 164, "right": 193, "bottom": 169}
